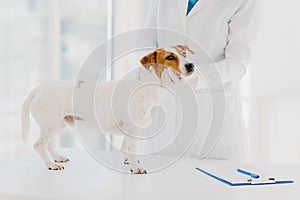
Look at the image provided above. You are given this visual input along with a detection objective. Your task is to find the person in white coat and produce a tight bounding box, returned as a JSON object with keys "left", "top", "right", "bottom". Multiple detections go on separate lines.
{"left": 137, "top": 0, "right": 260, "bottom": 160}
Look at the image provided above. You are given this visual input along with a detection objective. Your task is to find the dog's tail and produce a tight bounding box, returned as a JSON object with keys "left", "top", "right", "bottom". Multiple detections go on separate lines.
{"left": 21, "top": 86, "right": 39, "bottom": 142}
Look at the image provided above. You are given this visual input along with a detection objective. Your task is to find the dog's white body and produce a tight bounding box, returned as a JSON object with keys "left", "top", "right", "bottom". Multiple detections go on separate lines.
{"left": 22, "top": 46, "right": 195, "bottom": 173}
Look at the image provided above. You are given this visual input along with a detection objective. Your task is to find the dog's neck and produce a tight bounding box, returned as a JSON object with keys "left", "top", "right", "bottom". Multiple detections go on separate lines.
{"left": 137, "top": 69, "right": 168, "bottom": 102}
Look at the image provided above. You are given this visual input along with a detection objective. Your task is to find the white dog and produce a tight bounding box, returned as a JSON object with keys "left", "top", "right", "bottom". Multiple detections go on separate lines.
{"left": 21, "top": 45, "right": 195, "bottom": 174}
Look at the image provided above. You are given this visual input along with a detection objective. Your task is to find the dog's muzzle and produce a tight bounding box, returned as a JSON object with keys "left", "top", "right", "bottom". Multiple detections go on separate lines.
{"left": 185, "top": 63, "right": 195, "bottom": 73}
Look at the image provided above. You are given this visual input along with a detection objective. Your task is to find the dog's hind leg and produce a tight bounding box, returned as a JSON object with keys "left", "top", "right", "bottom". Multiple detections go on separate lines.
{"left": 34, "top": 127, "right": 64, "bottom": 170}
{"left": 47, "top": 116, "right": 71, "bottom": 163}
{"left": 48, "top": 141, "right": 69, "bottom": 163}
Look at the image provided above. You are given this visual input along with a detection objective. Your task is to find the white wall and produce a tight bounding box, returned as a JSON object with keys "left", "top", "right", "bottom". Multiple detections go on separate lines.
{"left": 249, "top": 0, "right": 300, "bottom": 163}
{"left": 113, "top": 0, "right": 146, "bottom": 34}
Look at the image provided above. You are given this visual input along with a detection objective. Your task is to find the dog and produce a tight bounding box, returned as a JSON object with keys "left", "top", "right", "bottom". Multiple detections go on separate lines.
{"left": 21, "top": 45, "right": 195, "bottom": 174}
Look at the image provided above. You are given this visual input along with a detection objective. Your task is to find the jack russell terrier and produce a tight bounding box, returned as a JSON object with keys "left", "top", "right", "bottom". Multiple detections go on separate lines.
{"left": 21, "top": 45, "right": 196, "bottom": 174}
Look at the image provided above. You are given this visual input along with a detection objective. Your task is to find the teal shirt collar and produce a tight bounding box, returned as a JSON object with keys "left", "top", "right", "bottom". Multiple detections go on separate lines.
{"left": 187, "top": 0, "right": 199, "bottom": 15}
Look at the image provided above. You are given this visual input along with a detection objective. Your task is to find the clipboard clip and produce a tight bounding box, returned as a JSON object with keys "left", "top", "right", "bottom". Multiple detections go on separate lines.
{"left": 247, "top": 177, "right": 276, "bottom": 185}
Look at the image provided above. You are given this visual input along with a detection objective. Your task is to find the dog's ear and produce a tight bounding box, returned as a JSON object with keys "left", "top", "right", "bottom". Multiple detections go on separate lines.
{"left": 181, "top": 45, "right": 195, "bottom": 55}
{"left": 171, "top": 45, "right": 195, "bottom": 57}
{"left": 140, "top": 50, "right": 158, "bottom": 70}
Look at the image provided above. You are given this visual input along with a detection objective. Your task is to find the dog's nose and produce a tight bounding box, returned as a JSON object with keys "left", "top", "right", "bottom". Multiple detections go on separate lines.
{"left": 185, "top": 63, "right": 194, "bottom": 73}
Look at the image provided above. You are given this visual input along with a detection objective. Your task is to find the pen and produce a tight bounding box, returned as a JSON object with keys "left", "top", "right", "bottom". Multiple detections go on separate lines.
{"left": 237, "top": 168, "right": 260, "bottom": 179}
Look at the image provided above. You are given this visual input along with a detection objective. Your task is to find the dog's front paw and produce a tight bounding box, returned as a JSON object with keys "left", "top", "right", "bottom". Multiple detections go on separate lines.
{"left": 124, "top": 159, "right": 140, "bottom": 165}
{"left": 124, "top": 159, "right": 130, "bottom": 165}
{"left": 54, "top": 156, "right": 70, "bottom": 163}
{"left": 47, "top": 163, "right": 65, "bottom": 170}
{"left": 130, "top": 167, "right": 147, "bottom": 174}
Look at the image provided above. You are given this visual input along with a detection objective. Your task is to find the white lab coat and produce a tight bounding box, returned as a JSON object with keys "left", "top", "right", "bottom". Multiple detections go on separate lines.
{"left": 138, "top": 0, "right": 260, "bottom": 160}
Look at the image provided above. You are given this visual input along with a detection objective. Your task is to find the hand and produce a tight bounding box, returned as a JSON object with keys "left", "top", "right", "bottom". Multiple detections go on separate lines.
{"left": 136, "top": 68, "right": 147, "bottom": 80}
{"left": 161, "top": 68, "right": 181, "bottom": 86}
{"left": 186, "top": 73, "right": 199, "bottom": 89}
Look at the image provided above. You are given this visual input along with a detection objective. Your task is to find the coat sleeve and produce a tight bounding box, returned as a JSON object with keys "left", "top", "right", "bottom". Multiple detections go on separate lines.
{"left": 199, "top": 0, "right": 260, "bottom": 88}
{"left": 137, "top": 0, "right": 159, "bottom": 52}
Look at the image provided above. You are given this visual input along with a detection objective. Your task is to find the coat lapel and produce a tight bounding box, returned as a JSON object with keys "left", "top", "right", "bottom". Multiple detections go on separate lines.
{"left": 176, "top": 0, "right": 189, "bottom": 17}
{"left": 187, "top": 0, "right": 218, "bottom": 18}
{"left": 173, "top": 0, "right": 218, "bottom": 31}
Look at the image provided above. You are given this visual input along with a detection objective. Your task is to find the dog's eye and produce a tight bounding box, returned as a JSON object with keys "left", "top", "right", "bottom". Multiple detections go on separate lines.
{"left": 166, "top": 55, "right": 175, "bottom": 60}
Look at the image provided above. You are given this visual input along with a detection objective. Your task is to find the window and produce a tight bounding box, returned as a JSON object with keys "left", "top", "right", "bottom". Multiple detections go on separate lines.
{"left": 0, "top": 0, "right": 110, "bottom": 161}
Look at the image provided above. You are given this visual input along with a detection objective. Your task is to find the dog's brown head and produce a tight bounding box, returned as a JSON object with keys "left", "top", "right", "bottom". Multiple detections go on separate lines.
{"left": 140, "top": 45, "right": 195, "bottom": 78}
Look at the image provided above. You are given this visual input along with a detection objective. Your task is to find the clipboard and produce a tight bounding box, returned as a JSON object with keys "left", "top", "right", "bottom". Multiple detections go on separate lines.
{"left": 195, "top": 162, "right": 294, "bottom": 186}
